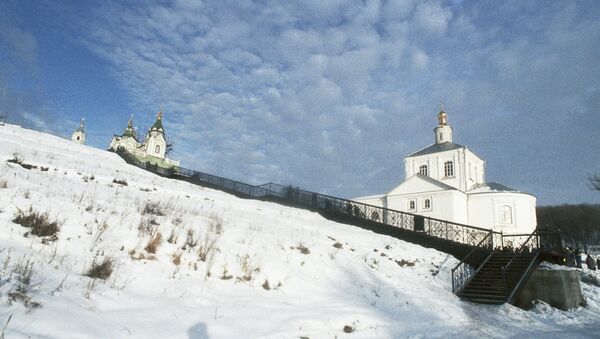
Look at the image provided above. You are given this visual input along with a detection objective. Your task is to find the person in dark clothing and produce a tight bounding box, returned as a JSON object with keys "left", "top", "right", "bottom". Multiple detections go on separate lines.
{"left": 585, "top": 254, "right": 597, "bottom": 270}
{"left": 566, "top": 248, "right": 576, "bottom": 267}
{"left": 575, "top": 249, "right": 583, "bottom": 269}
{"left": 596, "top": 256, "right": 600, "bottom": 269}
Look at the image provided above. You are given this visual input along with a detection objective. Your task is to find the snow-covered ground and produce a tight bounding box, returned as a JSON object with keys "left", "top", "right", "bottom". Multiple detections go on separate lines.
{"left": 0, "top": 123, "right": 599, "bottom": 338}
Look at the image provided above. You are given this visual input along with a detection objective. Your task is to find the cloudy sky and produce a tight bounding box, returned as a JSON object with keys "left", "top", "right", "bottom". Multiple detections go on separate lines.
{"left": 1, "top": 0, "right": 599, "bottom": 205}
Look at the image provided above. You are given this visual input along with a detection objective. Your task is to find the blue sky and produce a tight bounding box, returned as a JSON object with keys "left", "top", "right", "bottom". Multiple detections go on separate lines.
{"left": 1, "top": 0, "right": 599, "bottom": 206}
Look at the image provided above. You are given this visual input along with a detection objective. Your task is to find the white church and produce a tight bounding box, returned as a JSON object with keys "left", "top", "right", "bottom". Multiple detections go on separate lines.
{"left": 108, "top": 111, "right": 179, "bottom": 169}
{"left": 354, "top": 107, "right": 537, "bottom": 235}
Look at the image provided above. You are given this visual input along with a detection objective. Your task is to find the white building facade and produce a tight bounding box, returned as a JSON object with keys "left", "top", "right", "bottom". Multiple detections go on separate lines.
{"left": 354, "top": 108, "right": 537, "bottom": 235}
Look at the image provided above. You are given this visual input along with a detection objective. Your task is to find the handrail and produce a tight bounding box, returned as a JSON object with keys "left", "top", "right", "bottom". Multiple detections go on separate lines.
{"left": 111, "top": 147, "right": 502, "bottom": 251}
{"left": 451, "top": 231, "right": 494, "bottom": 294}
{"left": 501, "top": 230, "right": 539, "bottom": 299}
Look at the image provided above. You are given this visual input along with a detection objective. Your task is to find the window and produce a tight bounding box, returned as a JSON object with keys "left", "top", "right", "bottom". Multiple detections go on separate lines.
{"left": 444, "top": 161, "right": 454, "bottom": 177}
{"left": 155, "top": 145, "right": 161, "bottom": 154}
{"left": 419, "top": 165, "right": 428, "bottom": 176}
{"left": 439, "top": 132, "right": 443, "bottom": 141}
{"left": 423, "top": 199, "right": 431, "bottom": 209}
{"left": 503, "top": 205, "right": 513, "bottom": 224}
{"left": 408, "top": 200, "right": 416, "bottom": 211}
{"left": 76, "top": 136, "right": 80, "bottom": 140}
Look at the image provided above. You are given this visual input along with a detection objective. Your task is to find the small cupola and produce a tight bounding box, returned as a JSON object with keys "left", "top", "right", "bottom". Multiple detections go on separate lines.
{"left": 434, "top": 102, "right": 453, "bottom": 144}
{"left": 148, "top": 110, "right": 165, "bottom": 137}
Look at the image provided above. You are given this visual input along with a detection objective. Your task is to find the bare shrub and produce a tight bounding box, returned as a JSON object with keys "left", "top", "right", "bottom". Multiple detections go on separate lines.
{"left": 184, "top": 229, "right": 198, "bottom": 249}
{"left": 145, "top": 232, "right": 163, "bottom": 254}
{"left": 262, "top": 279, "right": 270, "bottom": 290}
{"left": 7, "top": 257, "right": 41, "bottom": 309}
{"left": 13, "top": 207, "right": 60, "bottom": 237}
{"left": 208, "top": 215, "right": 223, "bottom": 235}
{"left": 112, "top": 178, "right": 128, "bottom": 186}
{"left": 198, "top": 233, "right": 218, "bottom": 262}
{"left": 220, "top": 266, "right": 233, "bottom": 280}
{"left": 85, "top": 258, "right": 113, "bottom": 280}
{"left": 239, "top": 254, "right": 252, "bottom": 281}
{"left": 138, "top": 217, "right": 158, "bottom": 236}
{"left": 167, "top": 229, "right": 178, "bottom": 244}
{"left": 0, "top": 179, "right": 7, "bottom": 188}
{"left": 142, "top": 201, "right": 166, "bottom": 216}
{"left": 171, "top": 251, "right": 182, "bottom": 266}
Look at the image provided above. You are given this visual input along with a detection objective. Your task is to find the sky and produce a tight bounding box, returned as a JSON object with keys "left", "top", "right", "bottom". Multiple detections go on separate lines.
{"left": 0, "top": 0, "right": 599, "bottom": 206}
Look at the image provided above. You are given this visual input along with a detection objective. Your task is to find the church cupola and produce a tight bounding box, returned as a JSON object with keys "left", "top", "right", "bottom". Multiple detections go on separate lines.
{"left": 147, "top": 110, "right": 165, "bottom": 137}
{"left": 434, "top": 102, "right": 453, "bottom": 144}
{"left": 122, "top": 116, "right": 137, "bottom": 139}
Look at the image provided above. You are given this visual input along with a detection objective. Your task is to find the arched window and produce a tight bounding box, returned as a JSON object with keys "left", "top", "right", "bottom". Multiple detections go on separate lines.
{"left": 419, "top": 165, "right": 428, "bottom": 176}
{"left": 155, "top": 145, "right": 161, "bottom": 154}
{"left": 444, "top": 161, "right": 454, "bottom": 177}
{"left": 408, "top": 200, "right": 416, "bottom": 211}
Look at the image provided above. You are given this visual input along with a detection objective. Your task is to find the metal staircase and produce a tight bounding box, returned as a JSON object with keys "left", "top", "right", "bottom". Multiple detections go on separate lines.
{"left": 452, "top": 231, "right": 549, "bottom": 305}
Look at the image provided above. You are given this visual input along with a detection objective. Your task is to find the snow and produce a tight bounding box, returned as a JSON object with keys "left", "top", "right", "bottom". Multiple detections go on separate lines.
{"left": 0, "top": 123, "right": 599, "bottom": 338}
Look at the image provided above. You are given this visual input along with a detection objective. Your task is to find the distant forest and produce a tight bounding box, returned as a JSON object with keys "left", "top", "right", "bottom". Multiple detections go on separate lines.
{"left": 537, "top": 204, "right": 600, "bottom": 251}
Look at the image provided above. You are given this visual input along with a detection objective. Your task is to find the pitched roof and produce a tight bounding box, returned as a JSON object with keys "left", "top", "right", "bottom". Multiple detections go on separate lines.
{"left": 407, "top": 141, "right": 465, "bottom": 157}
{"left": 468, "top": 182, "right": 518, "bottom": 193}
{"left": 150, "top": 118, "right": 164, "bottom": 132}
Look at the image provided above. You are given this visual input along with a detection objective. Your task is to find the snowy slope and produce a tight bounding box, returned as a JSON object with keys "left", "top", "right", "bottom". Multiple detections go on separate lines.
{"left": 0, "top": 123, "right": 599, "bottom": 338}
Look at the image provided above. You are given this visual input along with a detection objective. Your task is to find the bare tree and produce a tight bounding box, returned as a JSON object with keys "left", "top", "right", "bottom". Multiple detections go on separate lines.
{"left": 590, "top": 174, "right": 600, "bottom": 191}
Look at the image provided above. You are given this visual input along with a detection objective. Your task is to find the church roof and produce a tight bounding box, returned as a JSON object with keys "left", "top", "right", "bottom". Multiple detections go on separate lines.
{"left": 468, "top": 182, "right": 518, "bottom": 193}
{"left": 150, "top": 118, "right": 164, "bottom": 132}
{"left": 407, "top": 141, "right": 465, "bottom": 157}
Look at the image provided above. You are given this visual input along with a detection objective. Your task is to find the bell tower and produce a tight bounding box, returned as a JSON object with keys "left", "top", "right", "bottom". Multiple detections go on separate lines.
{"left": 71, "top": 119, "right": 86, "bottom": 144}
{"left": 434, "top": 101, "right": 453, "bottom": 144}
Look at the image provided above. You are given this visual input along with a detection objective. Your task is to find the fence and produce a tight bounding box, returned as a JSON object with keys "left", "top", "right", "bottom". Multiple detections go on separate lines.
{"left": 113, "top": 147, "right": 502, "bottom": 250}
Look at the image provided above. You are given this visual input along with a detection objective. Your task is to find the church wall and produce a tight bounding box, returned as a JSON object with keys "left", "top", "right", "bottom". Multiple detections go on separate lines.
{"left": 71, "top": 131, "right": 85, "bottom": 144}
{"left": 145, "top": 135, "right": 166, "bottom": 159}
{"left": 353, "top": 196, "right": 385, "bottom": 208}
{"left": 405, "top": 149, "right": 465, "bottom": 191}
{"left": 385, "top": 190, "right": 468, "bottom": 224}
{"left": 465, "top": 150, "right": 485, "bottom": 189}
{"left": 467, "top": 192, "right": 537, "bottom": 234}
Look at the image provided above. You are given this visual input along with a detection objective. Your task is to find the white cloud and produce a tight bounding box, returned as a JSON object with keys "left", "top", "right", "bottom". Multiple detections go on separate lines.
{"left": 79, "top": 0, "right": 600, "bottom": 204}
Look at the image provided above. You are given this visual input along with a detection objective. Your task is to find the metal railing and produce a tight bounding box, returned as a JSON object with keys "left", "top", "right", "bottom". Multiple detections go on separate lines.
{"left": 451, "top": 232, "right": 495, "bottom": 294}
{"left": 113, "top": 148, "right": 503, "bottom": 252}
{"left": 501, "top": 229, "right": 541, "bottom": 304}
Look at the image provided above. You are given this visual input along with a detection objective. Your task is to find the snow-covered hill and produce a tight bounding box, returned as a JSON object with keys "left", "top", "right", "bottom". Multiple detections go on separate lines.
{"left": 0, "top": 123, "right": 599, "bottom": 338}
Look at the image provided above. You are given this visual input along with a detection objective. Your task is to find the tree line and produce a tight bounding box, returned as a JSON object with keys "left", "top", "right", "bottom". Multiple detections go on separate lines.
{"left": 537, "top": 204, "right": 600, "bottom": 251}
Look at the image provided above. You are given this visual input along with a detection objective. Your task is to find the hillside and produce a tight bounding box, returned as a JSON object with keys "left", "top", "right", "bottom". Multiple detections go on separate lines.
{"left": 0, "top": 123, "right": 599, "bottom": 338}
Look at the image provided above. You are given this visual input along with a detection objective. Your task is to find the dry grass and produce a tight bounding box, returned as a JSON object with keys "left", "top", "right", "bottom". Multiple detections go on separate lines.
{"left": 13, "top": 207, "right": 60, "bottom": 237}
{"left": 0, "top": 179, "right": 7, "bottom": 188}
{"left": 144, "top": 232, "right": 163, "bottom": 254}
{"left": 142, "top": 201, "right": 166, "bottom": 216}
{"left": 171, "top": 251, "right": 182, "bottom": 266}
{"left": 85, "top": 258, "right": 113, "bottom": 280}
